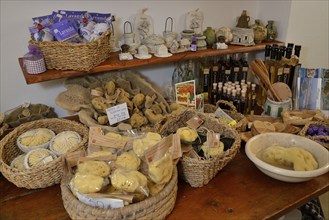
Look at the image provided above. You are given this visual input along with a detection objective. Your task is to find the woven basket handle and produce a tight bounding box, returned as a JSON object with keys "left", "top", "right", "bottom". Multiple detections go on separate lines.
{"left": 124, "top": 21, "right": 133, "bottom": 34}
{"left": 164, "top": 17, "right": 173, "bottom": 32}
{"left": 215, "top": 100, "right": 237, "bottom": 113}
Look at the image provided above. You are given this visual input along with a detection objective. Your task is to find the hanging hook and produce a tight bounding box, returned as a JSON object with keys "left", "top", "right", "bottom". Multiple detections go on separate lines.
{"left": 164, "top": 17, "right": 173, "bottom": 32}
{"left": 124, "top": 21, "right": 133, "bottom": 34}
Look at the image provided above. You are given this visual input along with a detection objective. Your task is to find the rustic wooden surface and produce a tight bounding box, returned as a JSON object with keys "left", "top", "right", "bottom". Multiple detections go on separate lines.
{"left": 1, "top": 150, "right": 328, "bottom": 220}
{"left": 19, "top": 41, "right": 284, "bottom": 84}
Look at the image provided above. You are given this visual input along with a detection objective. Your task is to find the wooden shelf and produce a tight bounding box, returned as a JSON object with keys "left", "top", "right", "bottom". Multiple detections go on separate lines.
{"left": 19, "top": 41, "right": 283, "bottom": 84}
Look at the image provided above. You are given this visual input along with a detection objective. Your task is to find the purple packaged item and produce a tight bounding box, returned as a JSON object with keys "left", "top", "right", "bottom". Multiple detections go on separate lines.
{"left": 89, "top": 12, "right": 113, "bottom": 24}
{"left": 58, "top": 10, "right": 87, "bottom": 20}
{"left": 29, "top": 18, "right": 54, "bottom": 42}
{"left": 50, "top": 20, "right": 80, "bottom": 42}
{"left": 32, "top": 14, "right": 54, "bottom": 25}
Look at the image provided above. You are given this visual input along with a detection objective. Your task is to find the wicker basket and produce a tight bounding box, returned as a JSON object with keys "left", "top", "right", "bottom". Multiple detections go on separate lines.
{"left": 298, "top": 121, "right": 329, "bottom": 150}
{"left": 204, "top": 100, "right": 247, "bottom": 132}
{"left": 0, "top": 118, "right": 88, "bottom": 189}
{"left": 60, "top": 168, "right": 178, "bottom": 220}
{"left": 29, "top": 31, "right": 111, "bottom": 71}
{"left": 155, "top": 108, "right": 241, "bottom": 187}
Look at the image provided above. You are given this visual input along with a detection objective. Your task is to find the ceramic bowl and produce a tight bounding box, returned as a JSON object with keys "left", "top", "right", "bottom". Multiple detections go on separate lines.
{"left": 245, "top": 132, "right": 329, "bottom": 182}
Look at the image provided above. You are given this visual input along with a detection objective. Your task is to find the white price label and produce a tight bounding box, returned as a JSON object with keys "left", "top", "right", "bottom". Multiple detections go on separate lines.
{"left": 106, "top": 103, "right": 130, "bottom": 125}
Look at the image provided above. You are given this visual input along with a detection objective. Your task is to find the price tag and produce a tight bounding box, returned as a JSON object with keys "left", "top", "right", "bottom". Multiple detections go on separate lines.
{"left": 106, "top": 103, "right": 130, "bottom": 125}
{"left": 186, "top": 115, "right": 204, "bottom": 130}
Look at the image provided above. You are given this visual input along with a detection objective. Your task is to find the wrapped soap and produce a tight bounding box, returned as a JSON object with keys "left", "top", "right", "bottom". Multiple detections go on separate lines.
{"left": 50, "top": 19, "right": 81, "bottom": 42}
{"left": 29, "top": 17, "right": 54, "bottom": 42}
{"left": 23, "top": 45, "right": 47, "bottom": 75}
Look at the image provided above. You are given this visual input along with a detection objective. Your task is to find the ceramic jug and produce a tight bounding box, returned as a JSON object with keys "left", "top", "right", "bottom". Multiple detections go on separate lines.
{"left": 251, "top": 19, "right": 267, "bottom": 44}
{"left": 203, "top": 27, "right": 216, "bottom": 47}
{"left": 236, "top": 10, "right": 250, "bottom": 28}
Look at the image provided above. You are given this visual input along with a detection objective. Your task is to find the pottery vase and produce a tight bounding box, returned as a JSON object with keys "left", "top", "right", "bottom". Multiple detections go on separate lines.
{"left": 203, "top": 27, "right": 216, "bottom": 47}
{"left": 236, "top": 10, "right": 250, "bottom": 28}
{"left": 251, "top": 19, "right": 267, "bottom": 44}
{"left": 265, "top": 20, "right": 278, "bottom": 42}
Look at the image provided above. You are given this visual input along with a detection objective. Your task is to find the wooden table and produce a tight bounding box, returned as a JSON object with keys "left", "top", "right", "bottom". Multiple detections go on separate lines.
{"left": 1, "top": 149, "right": 328, "bottom": 220}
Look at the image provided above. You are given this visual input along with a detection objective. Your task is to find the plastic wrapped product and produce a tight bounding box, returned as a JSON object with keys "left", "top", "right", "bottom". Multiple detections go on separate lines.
{"left": 77, "top": 160, "right": 111, "bottom": 177}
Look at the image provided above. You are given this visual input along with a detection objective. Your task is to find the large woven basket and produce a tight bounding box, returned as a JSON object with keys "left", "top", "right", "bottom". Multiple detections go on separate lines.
{"left": 0, "top": 118, "right": 88, "bottom": 189}
{"left": 204, "top": 100, "right": 247, "bottom": 132}
{"left": 60, "top": 168, "right": 178, "bottom": 220}
{"left": 155, "top": 108, "right": 241, "bottom": 187}
{"left": 298, "top": 121, "right": 329, "bottom": 150}
{"left": 29, "top": 31, "right": 111, "bottom": 71}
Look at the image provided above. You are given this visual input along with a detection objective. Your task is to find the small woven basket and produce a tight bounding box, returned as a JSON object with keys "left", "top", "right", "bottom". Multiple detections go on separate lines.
{"left": 60, "top": 168, "right": 178, "bottom": 220}
{"left": 204, "top": 100, "right": 248, "bottom": 132}
{"left": 155, "top": 108, "right": 241, "bottom": 187}
{"left": 29, "top": 31, "right": 111, "bottom": 71}
{"left": 0, "top": 118, "right": 88, "bottom": 189}
{"left": 298, "top": 121, "right": 329, "bottom": 150}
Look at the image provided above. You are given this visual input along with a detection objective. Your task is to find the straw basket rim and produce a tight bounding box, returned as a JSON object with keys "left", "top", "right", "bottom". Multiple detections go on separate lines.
{"left": 299, "top": 121, "right": 329, "bottom": 150}
{"left": 0, "top": 118, "right": 89, "bottom": 189}
{"left": 60, "top": 168, "right": 178, "bottom": 220}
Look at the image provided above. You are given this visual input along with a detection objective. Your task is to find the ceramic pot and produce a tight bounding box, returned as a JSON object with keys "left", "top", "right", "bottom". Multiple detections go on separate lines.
{"left": 203, "top": 27, "right": 216, "bottom": 47}
{"left": 251, "top": 19, "right": 267, "bottom": 44}
{"left": 265, "top": 20, "right": 278, "bottom": 42}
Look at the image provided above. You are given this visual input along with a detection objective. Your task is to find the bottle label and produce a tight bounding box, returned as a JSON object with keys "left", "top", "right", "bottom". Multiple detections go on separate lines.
{"left": 283, "top": 67, "right": 290, "bottom": 74}
{"left": 204, "top": 68, "right": 210, "bottom": 74}
{"left": 234, "top": 67, "right": 239, "bottom": 72}
{"left": 225, "top": 70, "right": 230, "bottom": 75}
{"left": 242, "top": 67, "right": 248, "bottom": 72}
{"left": 277, "top": 67, "right": 283, "bottom": 75}
{"left": 213, "top": 66, "right": 219, "bottom": 71}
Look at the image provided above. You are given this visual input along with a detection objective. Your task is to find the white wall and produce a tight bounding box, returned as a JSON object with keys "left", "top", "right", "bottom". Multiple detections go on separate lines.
{"left": 1, "top": 0, "right": 327, "bottom": 117}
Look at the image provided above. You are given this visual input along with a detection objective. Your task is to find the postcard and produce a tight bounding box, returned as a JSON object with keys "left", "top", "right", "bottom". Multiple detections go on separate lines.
{"left": 175, "top": 80, "right": 196, "bottom": 108}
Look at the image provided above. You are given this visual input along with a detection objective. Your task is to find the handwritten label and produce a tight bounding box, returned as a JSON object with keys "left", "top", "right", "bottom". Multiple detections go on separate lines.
{"left": 186, "top": 115, "right": 204, "bottom": 130}
{"left": 106, "top": 103, "right": 130, "bottom": 125}
{"left": 76, "top": 192, "right": 124, "bottom": 209}
{"left": 144, "top": 134, "right": 173, "bottom": 164}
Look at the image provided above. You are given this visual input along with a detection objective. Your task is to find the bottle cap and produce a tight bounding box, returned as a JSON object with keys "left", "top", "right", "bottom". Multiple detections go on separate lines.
{"left": 241, "top": 79, "right": 246, "bottom": 84}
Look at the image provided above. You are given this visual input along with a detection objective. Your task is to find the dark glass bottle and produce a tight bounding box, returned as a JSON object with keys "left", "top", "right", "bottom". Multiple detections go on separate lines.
{"left": 240, "top": 52, "right": 249, "bottom": 82}
{"left": 217, "top": 83, "right": 223, "bottom": 102}
{"left": 217, "top": 55, "right": 224, "bottom": 83}
{"left": 212, "top": 64, "right": 219, "bottom": 85}
{"left": 276, "top": 46, "right": 285, "bottom": 82}
{"left": 210, "top": 83, "right": 218, "bottom": 105}
{"left": 269, "top": 45, "right": 278, "bottom": 84}
{"left": 249, "top": 83, "right": 257, "bottom": 115}
{"left": 223, "top": 54, "right": 232, "bottom": 83}
{"left": 231, "top": 53, "right": 240, "bottom": 83}
{"left": 235, "top": 88, "right": 241, "bottom": 111}
{"left": 240, "top": 90, "right": 246, "bottom": 114}
{"left": 288, "top": 45, "right": 302, "bottom": 89}
{"left": 202, "top": 60, "right": 210, "bottom": 103}
{"left": 282, "top": 46, "right": 293, "bottom": 85}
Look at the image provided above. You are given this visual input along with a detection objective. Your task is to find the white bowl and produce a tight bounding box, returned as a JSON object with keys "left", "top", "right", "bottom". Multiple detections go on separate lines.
{"left": 245, "top": 132, "right": 329, "bottom": 182}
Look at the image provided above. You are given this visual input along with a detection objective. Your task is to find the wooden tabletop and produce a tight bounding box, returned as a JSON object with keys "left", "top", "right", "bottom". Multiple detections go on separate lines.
{"left": 1, "top": 149, "right": 328, "bottom": 220}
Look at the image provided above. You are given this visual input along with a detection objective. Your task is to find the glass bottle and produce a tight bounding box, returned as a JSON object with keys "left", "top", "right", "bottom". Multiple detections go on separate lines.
{"left": 249, "top": 83, "right": 257, "bottom": 115}
{"left": 222, "top": 54, "right": 231, "bottom": 83}
{"left": 282, "top": 46, "right": 292, "bottom": 85}
{"left": 217, "top": 55, "right": 224, "bottom": 83}
{"left": 269, "top": 45, "right": 278, "bottom": 84}
{"left": 202, "top": 59, "right": 210, "bottom": 102}
{"left": 191, "top": 36, "right": 197, "bottom": 52}
{"left": 288, "top": 45, "right": 302, "bottom": 89}
{"left": 231, "top": 89, "right": 237, "bottom": 107}
{"left": 212, "top": 63, "right": 219, "bottom": 85}
{"left": 245, "top": 81, "right": 252, "bottom": 114}
{"left": 235, "top": 88, "right": 241, "bottom": 111}
{"left": 240, "top": 90, "right": 246, "bottom": 114}
{"left": 210, "top": 83, "right": 218, "bottom": 105}
{"left": 240, "top": 52, "right": 249, "bottom": 82}
{"left": 276, "top": 46, "right": 285, "bottom": 82}
{"left": 217, "top": 83, "right": 223, "bottom": 102}
{"left": 230, "top": 53, "right": 240, "bottom": 83}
